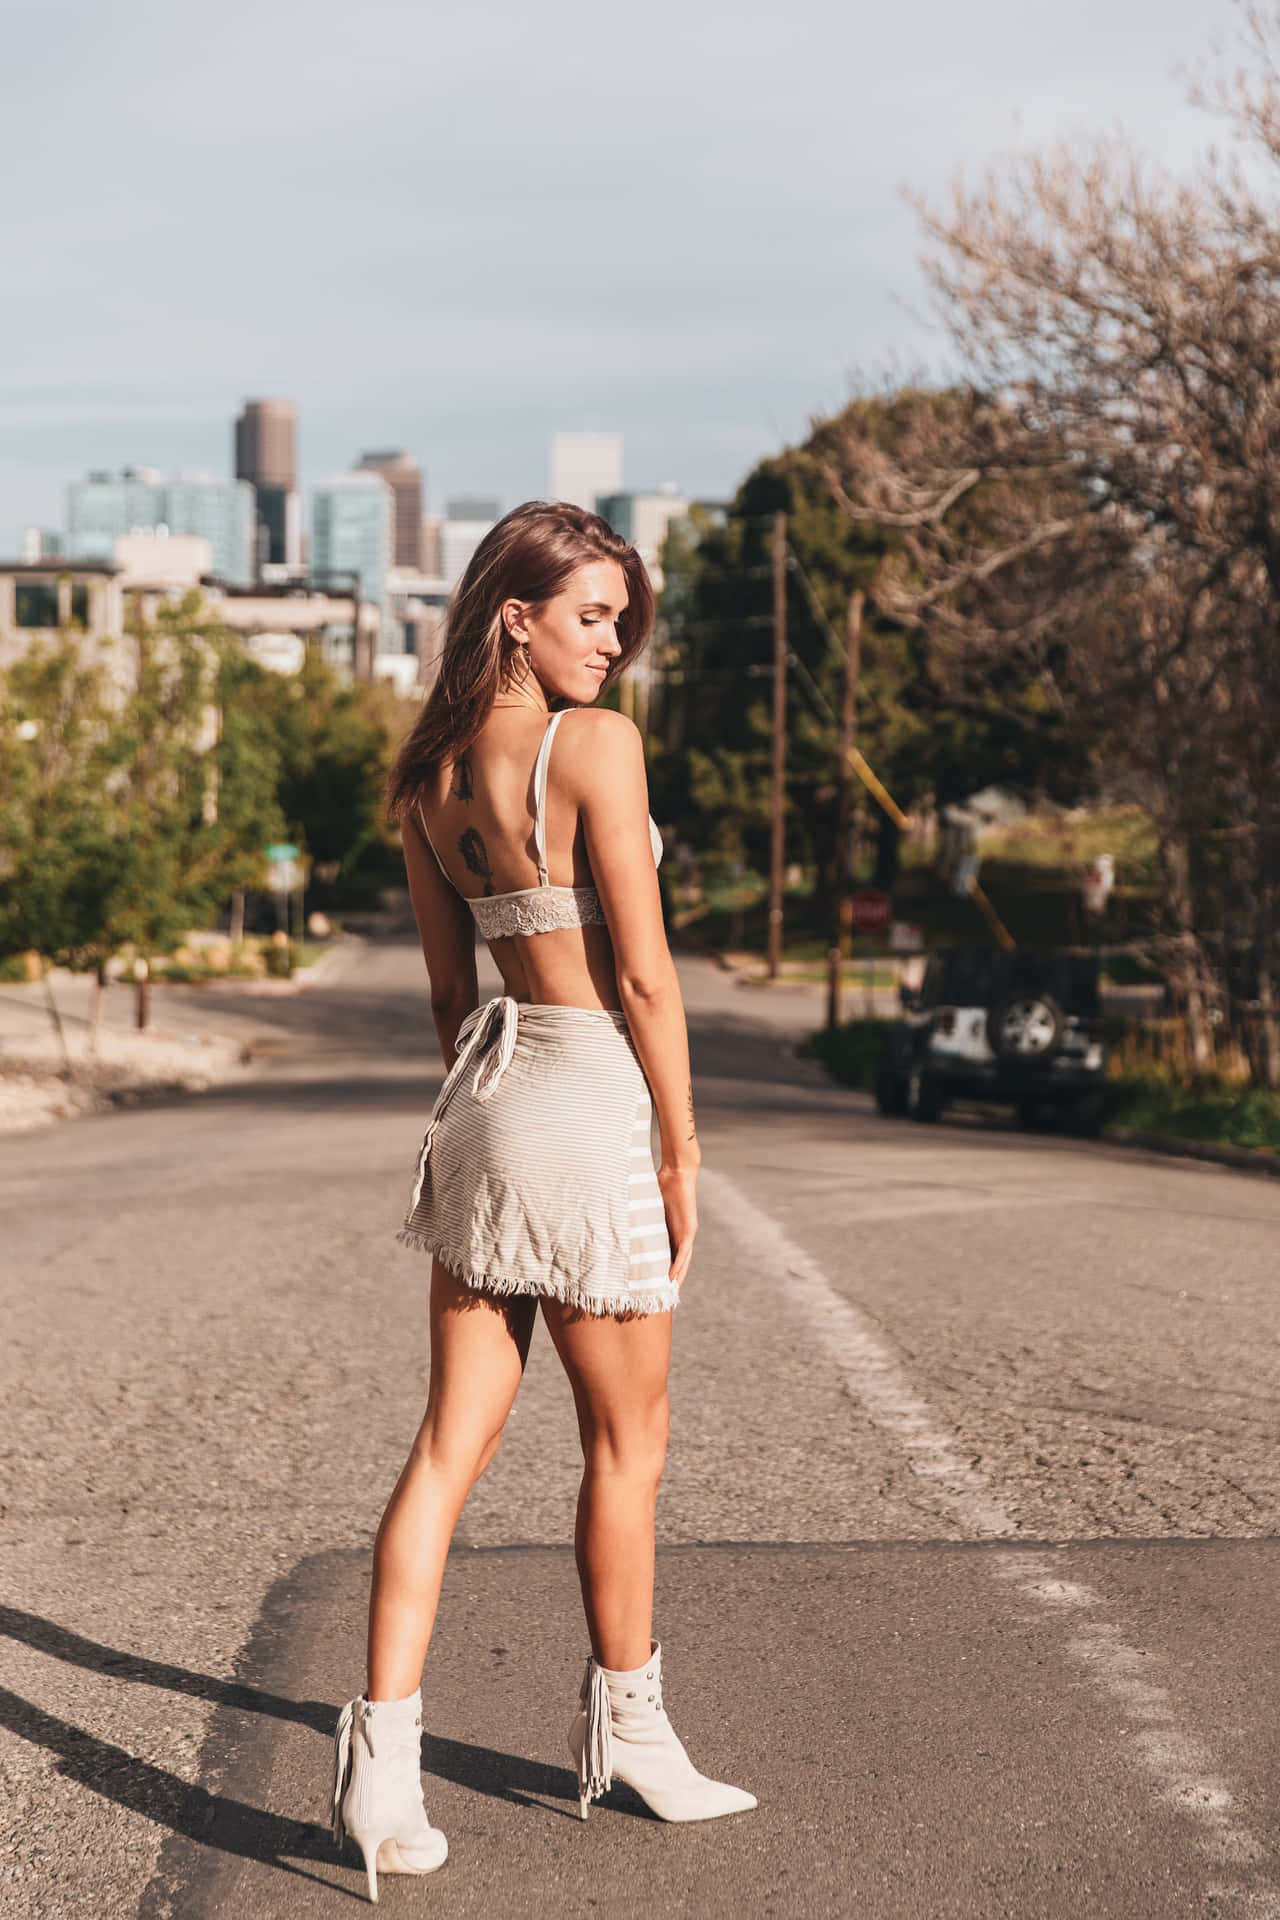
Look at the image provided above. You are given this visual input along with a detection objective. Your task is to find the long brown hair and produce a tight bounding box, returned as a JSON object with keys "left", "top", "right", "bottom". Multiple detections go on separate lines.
{"left": 385, "top": 499, "right": 655, "bottom": 821}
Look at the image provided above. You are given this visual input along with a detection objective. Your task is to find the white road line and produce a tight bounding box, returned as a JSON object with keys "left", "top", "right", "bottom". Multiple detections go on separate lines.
{"left": 700, "top": 1164, "right": 1278, "bottom": 1910}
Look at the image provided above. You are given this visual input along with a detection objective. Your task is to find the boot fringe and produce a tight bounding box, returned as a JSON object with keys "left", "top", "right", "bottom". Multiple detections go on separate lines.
{"left": 394, "top": 1232, "right": 679, "bottom": 1319}
{"left": 331, "top": 1698, "right": 356, "bottom": 1846}
{"left": 578, "top": 1657, "right": 613, "bottom": 1807}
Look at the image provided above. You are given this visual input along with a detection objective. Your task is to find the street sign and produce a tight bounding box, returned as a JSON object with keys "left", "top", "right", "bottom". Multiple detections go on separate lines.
{"left": 850, "top": 888, "right": 893, "bottom": 934}
{"left": 266, "top": 859, "right": 302, "bottom": 893}
{"left": 264, "top": 842, "right": 300, "bottom": 863}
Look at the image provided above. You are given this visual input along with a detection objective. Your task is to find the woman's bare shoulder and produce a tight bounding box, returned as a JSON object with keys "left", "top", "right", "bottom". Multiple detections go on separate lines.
{"left": 559, "top": 705, "right": 643, "bottom": 776}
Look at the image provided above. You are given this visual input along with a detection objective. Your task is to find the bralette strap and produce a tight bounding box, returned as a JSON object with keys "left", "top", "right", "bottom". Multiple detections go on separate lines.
{"left": 531, "top": 708, "right": 571, "bottom": 887}
{"left": 415, "top": 800, "right": 458, "bottom": 891}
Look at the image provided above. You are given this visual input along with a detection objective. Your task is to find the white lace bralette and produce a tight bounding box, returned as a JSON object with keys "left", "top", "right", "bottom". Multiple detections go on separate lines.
{"left": 468, "top": 882, "right": 609, "bottom": 940}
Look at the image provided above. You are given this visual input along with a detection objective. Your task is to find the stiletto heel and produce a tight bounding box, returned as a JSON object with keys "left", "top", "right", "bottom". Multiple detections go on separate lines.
{"left": 355, "top": 1838, "right": 379, "bottom": 1904}
{"left": 568, "top": 1642, "right": 756, "bottom": 1823}
{"left": 331, "top": 1690, "right": 448, "bottom": 1902}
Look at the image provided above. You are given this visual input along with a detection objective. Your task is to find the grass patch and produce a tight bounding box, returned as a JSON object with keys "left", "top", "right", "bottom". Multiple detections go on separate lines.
{"left": 1106, "top": 1079, "right": 1280, "bottom": 1154}
{"left": 979, "top": 804, "right": 1158, "bottom": 880}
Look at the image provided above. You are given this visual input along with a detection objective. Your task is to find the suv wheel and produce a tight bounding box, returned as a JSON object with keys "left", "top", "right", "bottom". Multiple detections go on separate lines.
{"left": 874, "top": 1054, "right": 910, "bottom": 1117}
{"left": 988, "top": 992, "right": 1064, "bottom": 1063}
{"left": 907, "top": 1067, "right": 943, "bottom": 1123}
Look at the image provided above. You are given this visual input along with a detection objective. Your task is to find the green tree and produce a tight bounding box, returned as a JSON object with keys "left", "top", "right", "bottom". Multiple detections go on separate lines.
{"left": 102, "top": 598, "right": 285, "bottom": 986}
{"left": 254, "top": 653, "right": 411, "bottom": 888}
{"left": 0, "top": 641, "right": 122, "bottom": 1060}
{"left": 653, "top": 397, "right": 1084, "bottom": 905}
{"left": 0, "top": 602, "right": 287, "bottom": 1029}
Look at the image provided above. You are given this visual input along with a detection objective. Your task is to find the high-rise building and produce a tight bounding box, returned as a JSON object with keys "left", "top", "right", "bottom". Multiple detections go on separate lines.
{"left": 20, "top": 528, "right": 63, "bottom": 562}
{"left": 234, "top": 398, "right": 300, "bottom": 570}
{"left": 596, "top": 487, "right": 688, "bottom": 593}
{"left": 165, "top": 474, "right": 256, "bottom": 587}
{"left": 550, "top": 433, "right": 623, "bottom": 512}
{"left": 310, "top": 472, "right": 394, "bottom": 614}
{"left": 70, "top": 468, "right": 166, "bottom": 560}
{"left": 441, "top": 511, "right": 496, "bottom": 589}
{"left": 445, "top": 495, "right": 500, "bottom": 523}
{"left": 67, "top": 469, "right": 255, "bottom": 586}
{"left": 359, "top": 451, "right": 424, "bottom": 569}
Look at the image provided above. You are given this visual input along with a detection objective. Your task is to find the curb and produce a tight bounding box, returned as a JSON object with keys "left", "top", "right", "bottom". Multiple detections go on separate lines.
{"left": 799, "top": 1043, "right": 1280, "bottom": 1182}
{"left": 1104, "top": 1126, "right": 1280, "bottom": 1181}
{"left": 184, "top": 931, "right": 367, "bottom": 996}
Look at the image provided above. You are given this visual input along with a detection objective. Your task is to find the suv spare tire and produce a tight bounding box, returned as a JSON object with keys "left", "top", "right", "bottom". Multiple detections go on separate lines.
{"left": 987, "top": 992, "right": 1064, "bottom": 1063}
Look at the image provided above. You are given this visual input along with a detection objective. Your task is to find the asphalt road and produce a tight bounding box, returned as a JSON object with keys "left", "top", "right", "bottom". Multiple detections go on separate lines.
{"left": 1, "top": 943, "right": 1278, "bottom": 1919}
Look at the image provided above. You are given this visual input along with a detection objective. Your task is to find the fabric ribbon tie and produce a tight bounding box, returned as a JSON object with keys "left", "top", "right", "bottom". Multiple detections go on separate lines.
{"left": 408, "top": 996, "right": 519, "bottom": 1214}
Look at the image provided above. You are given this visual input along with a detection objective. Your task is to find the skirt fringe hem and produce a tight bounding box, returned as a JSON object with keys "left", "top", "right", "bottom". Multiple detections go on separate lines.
{"left": 395, "top": 1228, "right": 679, "bottom": 1318}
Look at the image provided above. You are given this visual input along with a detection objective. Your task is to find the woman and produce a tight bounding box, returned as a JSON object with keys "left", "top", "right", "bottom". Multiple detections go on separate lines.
{"left": 329, "top": 500, "right": 755, "bottom": 1900}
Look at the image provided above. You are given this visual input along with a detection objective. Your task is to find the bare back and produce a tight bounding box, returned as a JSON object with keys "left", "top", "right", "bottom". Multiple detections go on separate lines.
{"left": 410, "top": 705, "right": 622, "bottom": 1010}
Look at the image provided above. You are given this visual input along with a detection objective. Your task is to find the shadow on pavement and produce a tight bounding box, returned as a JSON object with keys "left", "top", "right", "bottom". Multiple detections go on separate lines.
{"left": 419, "top": 1731, "right": 583, "bottom": 1819}
{"left": 0, "top": 1683, "right": 345, "bottom": 1900}
{"left": 0, "top": 1601, "right": 586, "bottom": 1901}
{"left": 0, "top": 1603, "right": 331, "bottom": 1734}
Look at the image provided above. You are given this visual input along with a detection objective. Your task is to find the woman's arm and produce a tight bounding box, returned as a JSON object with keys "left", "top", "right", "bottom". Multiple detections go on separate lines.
{"left": 402, "top": 807, "right": 479, "bottom": 1069}
{"left": 569, "top": 710, "right": 699, "bottom": 1284}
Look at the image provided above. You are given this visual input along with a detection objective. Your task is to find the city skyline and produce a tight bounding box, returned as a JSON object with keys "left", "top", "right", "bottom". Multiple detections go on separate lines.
{"left": 1, "top": 0, "right": 1238, "bottom": 549}
{"left": 27, "top": 417, "right": 656, "bottom": 573}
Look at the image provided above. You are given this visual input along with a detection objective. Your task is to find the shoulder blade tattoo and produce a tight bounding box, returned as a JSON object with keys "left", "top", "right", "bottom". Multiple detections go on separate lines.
{"left": 459, "top": 827, "right": 495, "bottom": 895}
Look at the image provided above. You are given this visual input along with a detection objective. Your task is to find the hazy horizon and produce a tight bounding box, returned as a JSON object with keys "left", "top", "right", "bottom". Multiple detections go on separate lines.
{"left": 1, "top": 0, "right": 1244, "bottom": 550}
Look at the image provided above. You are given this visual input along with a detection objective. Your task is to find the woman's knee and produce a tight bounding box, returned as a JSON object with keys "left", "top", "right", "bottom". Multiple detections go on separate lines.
{"left": 411, "top": 1414, "right": 504, "bottom": 1488}
{"left": 583, "top": 1395, "right": 669, "bottom": 1485}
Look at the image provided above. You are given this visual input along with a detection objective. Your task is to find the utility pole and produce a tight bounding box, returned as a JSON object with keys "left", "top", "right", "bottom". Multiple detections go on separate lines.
{"left": 767, "top": 512, "right": 788, "bottom": 981}
{"left": 826, "top": 587, "right": 864, "bottom": 1029}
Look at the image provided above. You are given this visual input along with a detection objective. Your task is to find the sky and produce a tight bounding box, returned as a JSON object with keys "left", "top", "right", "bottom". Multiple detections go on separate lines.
{"left": 0, "top": 0, "right": 1249, "bottom": 550}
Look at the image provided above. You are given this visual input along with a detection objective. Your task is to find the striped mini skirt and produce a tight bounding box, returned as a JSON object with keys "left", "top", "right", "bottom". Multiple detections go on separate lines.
{"left": 397, "top": 997, "right": 679, "bottom": 1317}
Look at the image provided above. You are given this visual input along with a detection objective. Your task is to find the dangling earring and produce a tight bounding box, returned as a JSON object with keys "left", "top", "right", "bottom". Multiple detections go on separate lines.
{"left": 499, "top": 631, "right": 530, "bottom": 696}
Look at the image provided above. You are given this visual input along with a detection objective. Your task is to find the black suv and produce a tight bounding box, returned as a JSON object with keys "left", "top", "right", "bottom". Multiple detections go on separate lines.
{"left": 876, "top": 947, "right": 1108, "bottom": 1132}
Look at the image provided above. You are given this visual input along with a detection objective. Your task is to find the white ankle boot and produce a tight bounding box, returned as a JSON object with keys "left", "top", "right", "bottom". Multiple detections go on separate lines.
{"left": 331, "top": 1689, "right": 448, "bottom": 1901}
{"left": 569, "top": 1642, "right": 757, "bottom": 1823}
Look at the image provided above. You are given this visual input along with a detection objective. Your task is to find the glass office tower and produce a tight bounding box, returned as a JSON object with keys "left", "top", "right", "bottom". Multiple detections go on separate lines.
{"left": 67, "top": 470, "right": 255, "bottom": 586}
{"left": 310, "top": 472, "right": 394, "bottom": 612}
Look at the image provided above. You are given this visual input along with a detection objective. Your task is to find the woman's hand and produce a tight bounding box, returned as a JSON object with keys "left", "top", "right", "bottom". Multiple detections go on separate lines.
{"left": 657, "top": 1164, "right": 698, "bottom": 1287}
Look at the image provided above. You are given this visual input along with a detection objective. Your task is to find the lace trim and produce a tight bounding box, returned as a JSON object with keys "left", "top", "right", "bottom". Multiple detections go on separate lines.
{"left": 468, "top": 884, "right": 607, "bottom": 939}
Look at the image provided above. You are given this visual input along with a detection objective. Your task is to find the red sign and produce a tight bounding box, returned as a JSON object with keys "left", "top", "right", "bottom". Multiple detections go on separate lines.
{"left": 849, "top": 888, "right": 892, "bottom": 934}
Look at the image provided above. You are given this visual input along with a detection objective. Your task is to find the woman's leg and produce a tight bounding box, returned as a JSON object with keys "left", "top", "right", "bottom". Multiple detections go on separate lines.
{"left": 540, "top": 1302, "right": 673, "bottom": 1672}
{"left": 366, "top": 1260, "right": 536, "bottom": 1701}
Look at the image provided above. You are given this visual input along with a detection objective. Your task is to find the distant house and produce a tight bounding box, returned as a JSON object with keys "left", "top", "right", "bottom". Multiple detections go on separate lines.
{"left": 0, "top": 559, "right": 125, "bottom": 668}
